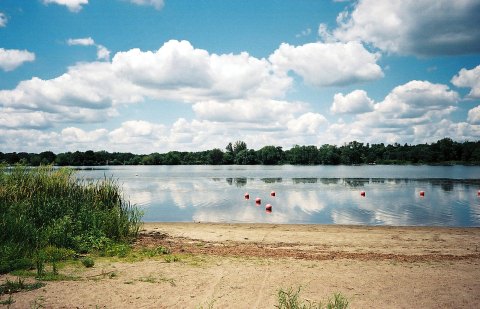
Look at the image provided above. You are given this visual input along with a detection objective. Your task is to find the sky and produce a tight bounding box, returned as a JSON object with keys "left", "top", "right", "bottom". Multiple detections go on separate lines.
{"left": 0, "top": 0, "right": 480, "bottom": 154}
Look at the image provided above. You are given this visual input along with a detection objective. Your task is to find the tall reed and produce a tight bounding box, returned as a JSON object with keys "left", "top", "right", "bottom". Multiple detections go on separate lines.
{"left": 0, "top": 165, "right": 142, "bottom": 273}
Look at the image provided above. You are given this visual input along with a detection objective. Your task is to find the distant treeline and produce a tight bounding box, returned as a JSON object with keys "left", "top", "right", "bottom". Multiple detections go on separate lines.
{"left": 1, "top": 138, "right": 480, "bottom": 166}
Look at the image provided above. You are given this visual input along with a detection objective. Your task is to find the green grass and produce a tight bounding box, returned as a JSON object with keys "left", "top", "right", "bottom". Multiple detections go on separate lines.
{"left": 0, "top": 294, "right": 14, "bottom": 306}
{"left": 0, "top": 277, "right": 45, "bottom": 295}
{"left": 276, "top": 287, "right": 349, "bottom": 309}
{"left": 0, "top": 165, "right": 142, "bottom": 274}
{"left": 164, "top": 255, "right": 180, "bottom": 263}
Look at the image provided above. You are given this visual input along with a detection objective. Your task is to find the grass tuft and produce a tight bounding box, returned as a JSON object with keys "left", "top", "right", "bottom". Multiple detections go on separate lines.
{"left": 276, "top": 287, "right": 349, "bottom": 309}
{"left": 0, "top": 277, "right": 45, "bottom": 295}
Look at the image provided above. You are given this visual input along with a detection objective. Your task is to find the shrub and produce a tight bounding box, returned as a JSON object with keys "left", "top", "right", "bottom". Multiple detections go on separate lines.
{"left": 81, "top": 257, "right": 95, "bottom": 268}
{"left": 0, "top": 165, "right": 142, "bottom": 274}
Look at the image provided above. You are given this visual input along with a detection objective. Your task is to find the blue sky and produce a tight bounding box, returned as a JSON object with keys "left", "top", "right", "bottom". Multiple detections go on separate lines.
{"left": 0, "top": 0, "right": 479, "bottom": 153}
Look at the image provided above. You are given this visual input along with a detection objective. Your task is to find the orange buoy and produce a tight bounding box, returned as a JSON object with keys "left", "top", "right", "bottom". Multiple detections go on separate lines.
{"left": 265, "top": 204, "right": 272, "bottom": 213}
{"left": 255, "top": 197, "right": 261, "bottom": 205}
{"left": 360, "top": 191, "right": 366, "bottom": 197}
{"left": 244, "top": 193, "right": 250, "bottom": 200}
{"left": 270, "top": 191, "right": 276, "bottom": 197}
{"left": 420, "top": 191, "right": 425, "bottom": 197}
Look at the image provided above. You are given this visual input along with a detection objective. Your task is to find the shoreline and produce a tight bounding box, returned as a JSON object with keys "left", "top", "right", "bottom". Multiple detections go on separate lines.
{"left": 140, "top": 222, "right": 480, "bottom": 259}
{"left": 3, "top": 222, "right": 480, "bottom": 308}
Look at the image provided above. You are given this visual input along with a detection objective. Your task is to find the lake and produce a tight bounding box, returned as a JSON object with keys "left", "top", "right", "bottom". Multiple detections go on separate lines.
{"left": 77, "top": 165, "right": 480, "bottom": 227}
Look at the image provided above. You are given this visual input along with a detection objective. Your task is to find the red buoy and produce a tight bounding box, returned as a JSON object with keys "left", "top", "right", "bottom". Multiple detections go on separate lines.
{"left": 265, "top": 204, "right": 272, "bottom": 213}
{"left": 270, "top": 191, "right": 276, "bottom": 197}
{"left": 255, "top": 197, "right": 261, "bottom": 205}
{"left": 420, "top": 191, "right": 425, "bottom": 197}
{"left": 360, "top": 191, "right": 366, "bottom": 197}
{"left": 244, "top": 193, "right": 250, "bottom": 200}
{"left": 477, "top": 190, "right": 480, "bottom": 197}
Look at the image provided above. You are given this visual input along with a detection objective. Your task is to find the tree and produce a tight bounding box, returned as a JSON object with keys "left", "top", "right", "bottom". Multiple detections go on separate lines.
{"left": 233, "top": 141, "right": 247, "bottom": 156}
{"left": 257, "top": 146, "right": 283, "bottom": 165}
{"left": 39, "top": 151, "right": 56, "bottom": 164}
{"left": 208, "top": 148, "right": 224, "bottom": 165}
{"left": 234, "top": 149, "right": 257, "bottom": 165}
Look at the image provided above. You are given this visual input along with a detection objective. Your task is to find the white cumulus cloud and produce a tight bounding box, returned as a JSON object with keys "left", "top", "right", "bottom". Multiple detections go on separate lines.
{"left": 43, "top": 0, "right": 89, "bottom": 12}
{"left": 269, "top": 41, "right": 383, "bottom": 87}
{"left": 0, "top": 48, "right": 35, "bottom": 71}
{"left": 192, "top": 99, "right": 305, "bottom": 123}
{"left": 325, "top": 81, "right": 462, "bottom": 145}
{"left": 67, "top": 37, "right": 111, "bottom": 61}
{"left": 129, "top": 0, "right": 164, "bottom": 10}
{"left": 109, "top": 120, "right": 166, "bottom": 143}
{"left": 61, "top": 127, "right": 108, "bottom": 143}
{"left": 333, "top": 0, "right": 480, "bottom": 56}
{"left": 331, "top": 90, "right": 374, "bottom": 114}
{"left": 111, "top": 40, "right": 290, "bottom": 101}
{"left": 287, "top": 112, "right": 328, "bottom": 134}
{"left": 96, "top": 45, "right": 111, "bottom": 61}
{"left": 451, "top": 65, "right": 480, "bottom": 99}
{"left": 467, "top": 106, "right": 480, "bottom": 124}
{"left": 67, "top": 37, "right": 95, "bottom": 46}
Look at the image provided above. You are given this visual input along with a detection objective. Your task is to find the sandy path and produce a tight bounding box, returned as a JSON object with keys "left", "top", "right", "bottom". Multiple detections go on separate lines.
{"left": 2, "top": 223, "right": 480, "bottom": 308}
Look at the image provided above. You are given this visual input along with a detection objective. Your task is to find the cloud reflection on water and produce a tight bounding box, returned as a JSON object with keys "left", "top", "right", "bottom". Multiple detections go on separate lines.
{"left": 103, "top": 173, "right": 480, "bottom": 226}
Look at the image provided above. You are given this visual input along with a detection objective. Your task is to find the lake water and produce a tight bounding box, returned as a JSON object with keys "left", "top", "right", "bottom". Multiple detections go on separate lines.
{"left": 77, "top": 165, "right": 480, "bottom": 227}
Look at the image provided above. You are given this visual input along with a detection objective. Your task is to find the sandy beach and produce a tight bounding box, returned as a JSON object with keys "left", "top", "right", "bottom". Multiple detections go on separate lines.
{"left": 2, "top": 223, "right": 480, "bottom": 308}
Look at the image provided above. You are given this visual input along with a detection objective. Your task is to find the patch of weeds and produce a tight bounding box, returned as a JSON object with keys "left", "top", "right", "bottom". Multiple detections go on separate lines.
{"left": 30, "top": 296, "right": 46, "bottom": 309}
{"left": 9, "top": 269, "right": 37, "bottom": 278}
{"left": 0, "top": 294, "right": 14, "bottom": 306}
{"left": 183, "top": 254, "right": 208, "bottom": 267}
{"left": 138, "top": 274, "right": 157, "bottom": 283}
{"left": 164, "top": 255, "right": 180, "bottom": 263}
{"left": 276, "top": 286, "right": 316, "bottom": 309}
{"left": 82, "top": 257, "right": 95, "bottom": 268}
{"left": 100, "top": 243, "right": 132, "bottom": 258}
{"left": 39, "top": 246, "right": 75, "bottom": 275}
{"left": 0, "top": 277, "right": 45, "bottom": 295}
{"left": 325, "top": 293, "right": 349, "bottom": 309}
{"left": 197, "top": 298, "right": 216, "bottom": 309}
{"left": 140, "top": 246, "right": 171, "bottom": 257}
{"left": 36, "top": 272, "right": 79, "bottom": 281}
{"left": 276, "top": 287, "right": 349, "bottom": 309}
{"left": 158, "top": 275, "right": 176, "bottom": 287}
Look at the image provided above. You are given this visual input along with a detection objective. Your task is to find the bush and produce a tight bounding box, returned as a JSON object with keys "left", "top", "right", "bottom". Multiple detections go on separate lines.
{"left": 0, "top": 165, "right": 142, "bottom": 274}
{"left": 81, "top": 257, "right": 95, "bottom": 268}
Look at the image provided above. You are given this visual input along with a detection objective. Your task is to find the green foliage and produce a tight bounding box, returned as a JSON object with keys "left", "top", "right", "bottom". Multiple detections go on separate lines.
{"left": 0, "top": 165, "right": 142, "bottom": 274}
{"left": 0, "top": 294, "right": 14, "bottom": 305}
{"left": 81, "top": 257, "right": 95, "bottom": 268}
{"left": 276, "top": 287, "right": 349, "bottom": 309}
{"left": 164, "top": 255, "right": 180, "bottom": 263}
{"left": 141, "top": 246, "right": 171, "bottom": 257}
{"left": 1, "top": 138, "right": 478, "bottom": 166}
{"left": 325, "top": 293, "right": 349, "bottom": 309}
{"left": 0, "top": 277, "right": 45, "bottom": 295}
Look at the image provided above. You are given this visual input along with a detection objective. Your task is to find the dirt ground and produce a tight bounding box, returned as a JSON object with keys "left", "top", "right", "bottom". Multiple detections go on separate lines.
{"left": 2, "top": 223, "right": 480, "bottom": 308}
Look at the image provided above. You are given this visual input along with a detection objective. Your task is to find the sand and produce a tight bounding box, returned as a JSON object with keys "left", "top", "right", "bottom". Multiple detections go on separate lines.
{"left": 2, "top": 223, "right": 480, "bottom": 308}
